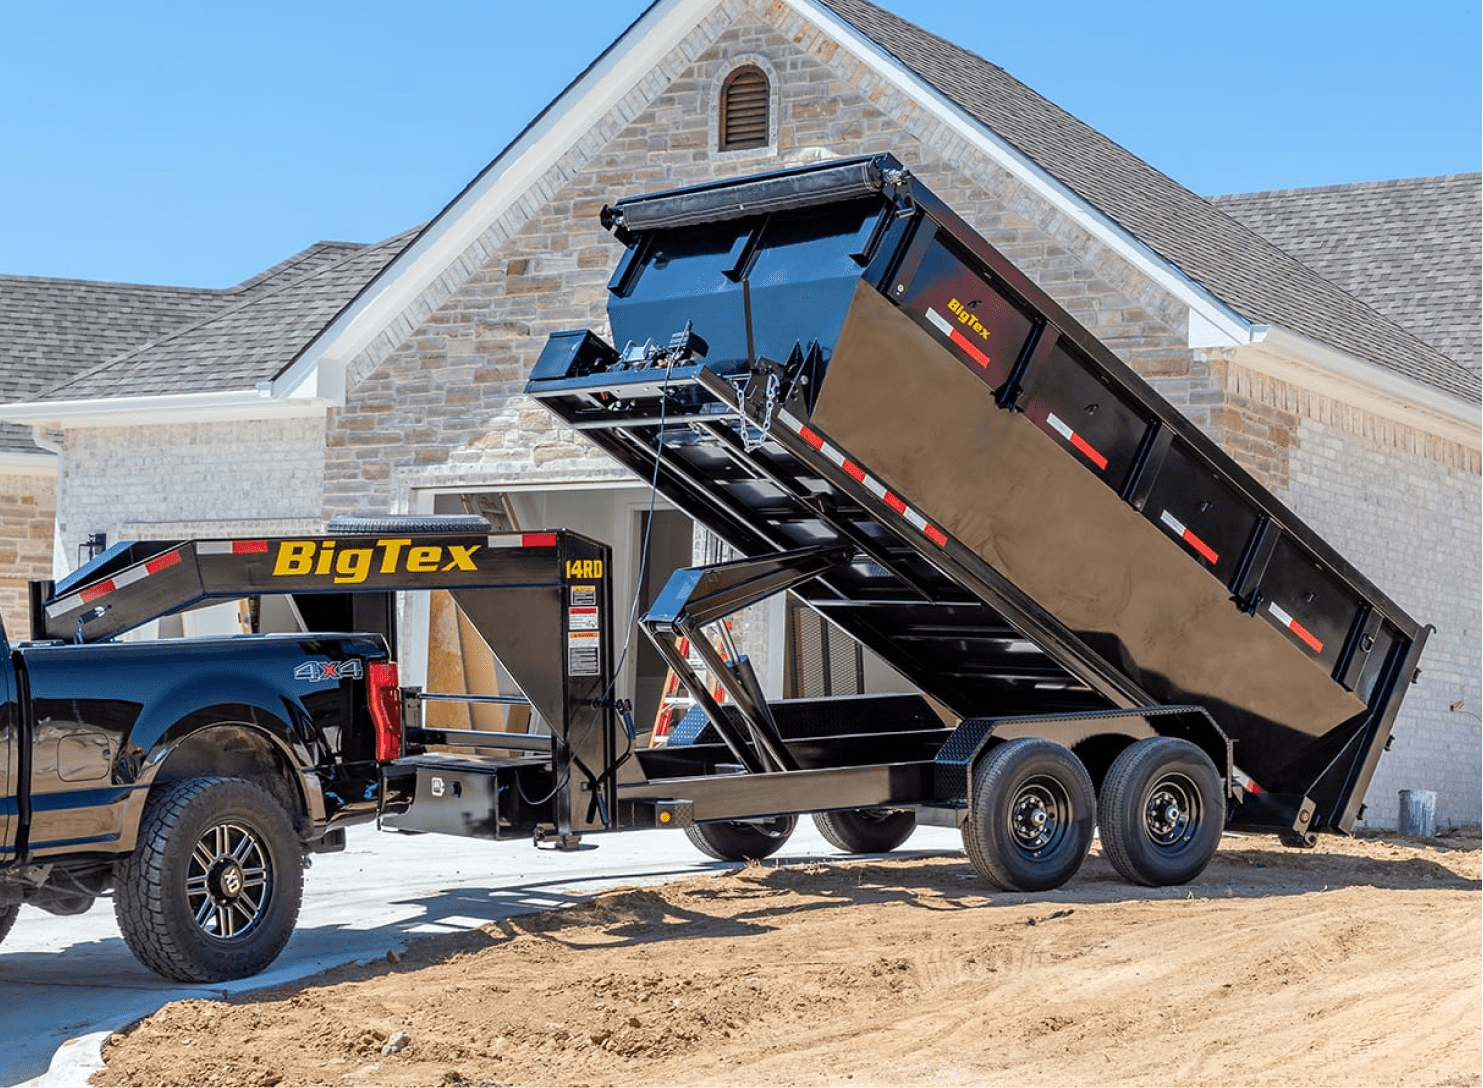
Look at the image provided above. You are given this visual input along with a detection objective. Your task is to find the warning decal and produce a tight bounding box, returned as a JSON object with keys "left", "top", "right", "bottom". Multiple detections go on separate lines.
{"left": 568, "top": 631, "right": 601, "bottom": 676}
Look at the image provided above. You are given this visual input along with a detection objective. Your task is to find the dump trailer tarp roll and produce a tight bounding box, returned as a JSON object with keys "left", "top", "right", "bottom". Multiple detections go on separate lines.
{"left": 526, "top": 153, "right": 1428, "bottom": 837}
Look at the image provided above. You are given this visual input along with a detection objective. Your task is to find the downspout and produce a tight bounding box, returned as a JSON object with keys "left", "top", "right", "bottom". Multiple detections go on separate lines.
{"left": 30, "top": 426, "right": 63, "bottom": 455}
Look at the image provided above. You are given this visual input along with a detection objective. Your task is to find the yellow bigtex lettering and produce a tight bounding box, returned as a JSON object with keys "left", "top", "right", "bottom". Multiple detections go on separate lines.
{"left": 947, "top": 297, "right": 991, "bottom": 341}
{"left": 271, "top": 538, "right": 482, "bottom": 583}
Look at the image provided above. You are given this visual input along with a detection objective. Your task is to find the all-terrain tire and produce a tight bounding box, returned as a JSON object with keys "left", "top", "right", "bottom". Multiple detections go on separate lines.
{"left": 1098, "top": 737, "right": 1225, "bottom": 887}
{"left": 115, "top": 777, "right": 303, "bottom": 982}
{"left": 962, "top": 738, "right": 1095, "bottom": 892}
{"left": 813, "top": 808, "right": 917, "bottom": 854}
{"left": 684, "top": 815, "right": 797, "bottom": 861}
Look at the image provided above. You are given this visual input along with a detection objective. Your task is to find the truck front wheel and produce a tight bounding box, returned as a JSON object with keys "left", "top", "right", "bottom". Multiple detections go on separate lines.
{"left": 1097, "top": 737, "right": 1224, "bottom": 887}
{"left": 115, "top": 777, "right": 303, "bottom": 982}
{"left": 684, "top": 815, "right": 796, "bottom": 861}
{"left": 963, "top": 738, "right": 1095, "bottom": 892}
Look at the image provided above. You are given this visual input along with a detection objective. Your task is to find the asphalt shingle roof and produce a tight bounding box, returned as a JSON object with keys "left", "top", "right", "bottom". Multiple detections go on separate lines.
{"left": 34, "top": 233, "right": 413, "bottom": 402}
{"left": 819, "top": 0, "right": 1481, "bottom": 404}
{"left": 1211, "top": 175, "right": 1481, "bottom": 376}
{"left": 0, "top": 277, "right": 223, "bottom": 454}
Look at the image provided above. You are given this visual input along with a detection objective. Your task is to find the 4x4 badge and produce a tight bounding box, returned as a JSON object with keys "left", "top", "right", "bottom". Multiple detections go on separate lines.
{"left": 295, "top": 659, "right": 364, "bottom": 682}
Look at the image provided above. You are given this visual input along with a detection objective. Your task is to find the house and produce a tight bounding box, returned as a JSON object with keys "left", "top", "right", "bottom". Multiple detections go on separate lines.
{"left": 2, "top": 0, "right": 1478, "bottom": 827}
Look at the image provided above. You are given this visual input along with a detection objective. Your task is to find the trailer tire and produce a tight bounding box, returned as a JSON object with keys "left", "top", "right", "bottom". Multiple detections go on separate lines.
{"left": 1098, "top": 737, "right": 1224, "bottom": 887}
{"left": 684, "top": 816, "right": 797, "bottom": 861}
{"left": 963, "top": 738, "right": 1094, "bottom": 892}
{"left": 0, "top": 904, "right": 17, "bottom": 946}
{"left": 115, "top": 777, "right": 303, "bottom": 982}
{"left": 813, "top": 809, "right": 916, "bottom": 854}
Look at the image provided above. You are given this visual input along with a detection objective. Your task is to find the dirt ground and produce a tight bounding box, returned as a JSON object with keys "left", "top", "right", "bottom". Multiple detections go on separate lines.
{"left": 96, "top": 829, "right": 1480, "bottom": 1088}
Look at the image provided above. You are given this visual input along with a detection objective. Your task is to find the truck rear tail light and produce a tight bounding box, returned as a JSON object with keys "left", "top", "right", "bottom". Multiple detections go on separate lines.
{"left": 368, "top": 662, "right": 402, "bottom": 762}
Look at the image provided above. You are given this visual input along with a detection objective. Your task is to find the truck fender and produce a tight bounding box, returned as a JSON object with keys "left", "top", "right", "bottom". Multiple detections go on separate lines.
{"left": 118, "top": 707, "right": 323, "bottom": 854}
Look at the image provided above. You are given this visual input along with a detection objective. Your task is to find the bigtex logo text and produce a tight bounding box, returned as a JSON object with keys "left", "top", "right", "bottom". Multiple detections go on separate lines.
{"left": 272, "top": 538, "right": 480, "bottom": 584}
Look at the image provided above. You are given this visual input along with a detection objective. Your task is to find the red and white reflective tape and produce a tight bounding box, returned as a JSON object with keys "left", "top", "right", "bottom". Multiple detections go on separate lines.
{"left": 924, "top": 307, "right": 992, "bottom": 369}
{"left": 1158, "top": 510, "right": 1219, "bottom": 565}
{"left": 1044, "top": 411, "right": 1109, "bottom": 471}
{"left": 783, "top": 414, "right": 949, "bottom": 549}
{"left": 47, "top": 547, "right": 186, "bottom": 619}
{"left": 1268, "top": 601, "right": 1323, "bottom": 654}
{"left": 198, "top": 540, "right": 268, "bottom": 555}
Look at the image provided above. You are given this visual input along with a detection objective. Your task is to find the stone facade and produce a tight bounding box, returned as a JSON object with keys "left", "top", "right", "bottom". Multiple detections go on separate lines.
{"left": 0, "top": 467, "right": 56, "bottom": 637}
{"left": 310, "top": 0, "right": 1479, "bottom": 825}
{"left": 324, "top": 3, "right": 1206, "bottom": 516}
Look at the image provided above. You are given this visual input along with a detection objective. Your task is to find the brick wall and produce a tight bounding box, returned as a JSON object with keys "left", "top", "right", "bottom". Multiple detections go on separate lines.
{"left": 1231, "top": 365, "right": 1482, "bottom": 828}
{"left": 57, "top": 416, "right": 326, "bottom": 569}
{"left": 0, "top": 466, "right": 56, "bottom": 637}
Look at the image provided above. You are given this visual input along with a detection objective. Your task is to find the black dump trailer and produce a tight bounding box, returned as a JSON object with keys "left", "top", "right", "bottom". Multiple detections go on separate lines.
{"left": 522, "top": 154, "right": 1429, "bottom": 890}
{"left": 35, "top": 156, "right": 1430, "bottom": 899}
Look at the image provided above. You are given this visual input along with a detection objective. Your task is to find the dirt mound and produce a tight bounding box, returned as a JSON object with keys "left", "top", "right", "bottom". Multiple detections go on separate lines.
{"left": 95, "top": 831, "right": 1481, "bottom": 1087}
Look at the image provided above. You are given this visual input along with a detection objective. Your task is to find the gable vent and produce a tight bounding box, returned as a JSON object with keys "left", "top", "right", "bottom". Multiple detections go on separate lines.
{"left": 720, "top": 66, "right": 770, "bottom": 151}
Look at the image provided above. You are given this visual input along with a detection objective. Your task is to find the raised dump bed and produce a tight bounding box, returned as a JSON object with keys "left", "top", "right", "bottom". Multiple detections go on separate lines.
{"left": 526, "top": 154, "right": 1429, "bottom": 865}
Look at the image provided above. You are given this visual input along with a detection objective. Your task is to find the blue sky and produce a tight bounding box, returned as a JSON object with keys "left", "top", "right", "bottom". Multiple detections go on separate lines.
{"left": 1, "top": 0, "right": 1477, "bottom": 288}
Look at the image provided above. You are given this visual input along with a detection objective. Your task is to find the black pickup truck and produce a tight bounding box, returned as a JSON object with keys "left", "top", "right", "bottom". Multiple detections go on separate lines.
{"left": 0, "top": 591, "right": 400, "bottom": 981}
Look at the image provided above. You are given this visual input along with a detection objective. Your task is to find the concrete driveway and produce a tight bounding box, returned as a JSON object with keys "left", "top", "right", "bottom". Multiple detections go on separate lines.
{"left": 1, "top": 820, "right": 962, "bottom": 1085}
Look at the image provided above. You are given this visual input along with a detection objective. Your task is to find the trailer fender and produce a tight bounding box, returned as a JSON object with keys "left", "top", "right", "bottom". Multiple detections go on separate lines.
{"left": 934, "top": 706, "right": 1231, "bottom": 809}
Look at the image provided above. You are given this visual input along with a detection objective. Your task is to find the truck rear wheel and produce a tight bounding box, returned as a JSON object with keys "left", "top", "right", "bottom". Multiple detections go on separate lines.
{"left": 0, "top": 904, "right": 17, "bottom": 946}
{"left": 115, "top": 777, "right": 303, "bottom": 982}
{"left": 813, "top": 808, "right": 916, "bottom": 853}
{"left": 963, "top": 738, "right": 1094, "bottom": 892}
{"left": 1098, "top": 737, "right": 1224, "bottom": 887}
{"left": 684, "top": 815, "right": 796, "bottom": 861}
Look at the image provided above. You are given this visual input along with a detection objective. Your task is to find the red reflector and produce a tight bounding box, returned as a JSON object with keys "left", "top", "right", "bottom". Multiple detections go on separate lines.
{"left": 883, "top": 492, "right": 907, "bottom": 516}
{"left": 145, "top": 550, "right": 183, "bottom": 575}
{"left": 799, "top": 425, "right": 825, "bottom": 451}
{"left": 79, "top": 580, "right": 116, "bottom": 604}
{"left": 1182, "top": 529, "right": 1219, "bottom": 565}
{"left": 949, "top": 326, "right": 992, "bottom": 369}
{"left": 924, "top": 524, "right": 948, "bottom": 548}
{"left": 368, "top": 661, "right": 402, "bottom": 763}
{"left": 1289, "top": 620, "right": 1324, "bottom": 655}
{"left": 522, "top": 533, "right": 558, "bottom": 548}
{"left": 1068, "top": 432, "right": 1109, "bottom": 471}
{"left": 233, "top": 540, "right": 269, "bottom": 554}
{"left": 841, "top": 459, "right": 867, "bottom": 483}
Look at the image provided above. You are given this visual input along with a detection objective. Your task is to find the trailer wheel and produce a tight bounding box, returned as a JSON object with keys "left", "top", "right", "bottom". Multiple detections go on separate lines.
{"left": 1098, "top": 737, "right": 1224, "bottom": 887}
{"left": 963, "top": 738, "right": 1094, "bottom": 892}
{"left": 813, "top": 809, "right": 917, "bottom": 854}
{"left": 115, "top": 777, "right": 303, "bottom": 982}
{"left": 0, "top": 904, "right": 17, "bottom": 946}
{"left": 684, "top": 816, "right": 797, "bottom": 861}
